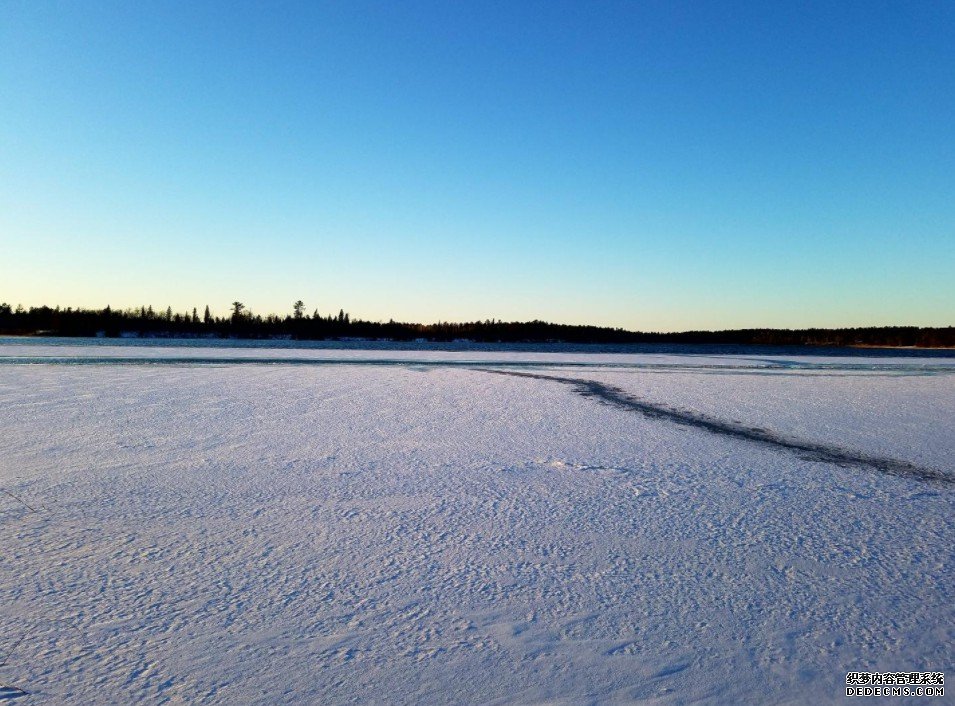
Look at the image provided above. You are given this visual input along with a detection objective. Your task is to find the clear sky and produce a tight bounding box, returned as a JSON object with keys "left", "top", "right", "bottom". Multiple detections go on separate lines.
{"left": 1, "top": 1, "right": 953, "bottom": 330}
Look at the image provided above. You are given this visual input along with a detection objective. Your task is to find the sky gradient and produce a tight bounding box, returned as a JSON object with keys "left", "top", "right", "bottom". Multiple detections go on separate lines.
{"left": 2, "top": 1, "right": 953, "bottom": 330}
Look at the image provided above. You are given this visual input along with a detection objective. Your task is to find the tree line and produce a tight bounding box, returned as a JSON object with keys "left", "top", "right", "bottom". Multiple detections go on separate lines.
{"left": 0, "top": 301, "right": 952, "bottom": 348}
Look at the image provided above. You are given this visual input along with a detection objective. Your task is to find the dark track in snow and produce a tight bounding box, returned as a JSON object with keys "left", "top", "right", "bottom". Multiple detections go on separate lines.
{"left": 483, "top": 369, "right": 955, "bottom": 486}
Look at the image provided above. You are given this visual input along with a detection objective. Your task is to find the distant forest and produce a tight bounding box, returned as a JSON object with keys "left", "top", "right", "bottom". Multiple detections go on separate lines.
{"left": 0, "top": 301, "right": 953, "bottom": 348}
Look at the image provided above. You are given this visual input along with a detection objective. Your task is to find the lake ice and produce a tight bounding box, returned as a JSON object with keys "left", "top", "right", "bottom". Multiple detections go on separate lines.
{"left": 1, "top": 344, "right": 952, "bottom": 704}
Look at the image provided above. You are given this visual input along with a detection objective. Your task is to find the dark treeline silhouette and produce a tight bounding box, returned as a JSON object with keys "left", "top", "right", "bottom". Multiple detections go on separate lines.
{"left": 0, "top": 301, "right": 953, "bottom": 348}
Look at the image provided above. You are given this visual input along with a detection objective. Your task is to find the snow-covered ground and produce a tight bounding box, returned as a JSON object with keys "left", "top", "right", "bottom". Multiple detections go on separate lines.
{"left": 0, "top": 346, "right": 952, "bottom": 704}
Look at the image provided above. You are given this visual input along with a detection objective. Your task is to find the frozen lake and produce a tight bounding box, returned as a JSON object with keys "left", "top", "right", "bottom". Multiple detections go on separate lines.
{"left": 1, "top": 342, "right": 952, "bottom": 703}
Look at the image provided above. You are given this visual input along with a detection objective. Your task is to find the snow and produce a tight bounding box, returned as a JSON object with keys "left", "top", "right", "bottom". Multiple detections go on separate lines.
{"left": 0, "top": 345, "right": 952, "bottom": 704}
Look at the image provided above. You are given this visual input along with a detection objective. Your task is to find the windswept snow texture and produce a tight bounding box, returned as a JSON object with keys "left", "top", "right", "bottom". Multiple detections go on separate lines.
{"left": 0, "top": 346, "right": 953, "bottom": 704}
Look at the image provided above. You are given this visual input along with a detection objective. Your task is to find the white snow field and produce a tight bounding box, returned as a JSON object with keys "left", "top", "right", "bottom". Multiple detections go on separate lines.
{"left": 0, "top": 344, "right": 953, "bottom": 704}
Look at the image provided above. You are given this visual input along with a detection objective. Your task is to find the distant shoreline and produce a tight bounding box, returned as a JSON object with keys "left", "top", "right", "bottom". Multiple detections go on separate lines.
{"left": 2, "top": 304, "right": 953, "bottom": 349}
{"left": 6, "top": 332, "right": 955, "bottom": 348}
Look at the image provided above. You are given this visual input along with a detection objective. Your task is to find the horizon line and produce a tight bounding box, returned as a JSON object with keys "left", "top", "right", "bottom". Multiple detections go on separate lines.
{"left": 1, "top": 301, "right": 952, "bottom": 336}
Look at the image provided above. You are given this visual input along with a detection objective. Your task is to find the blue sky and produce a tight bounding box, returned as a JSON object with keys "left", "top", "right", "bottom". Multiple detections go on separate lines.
{"left": 1, "top": 1, "right": 953, "bottom": 330}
